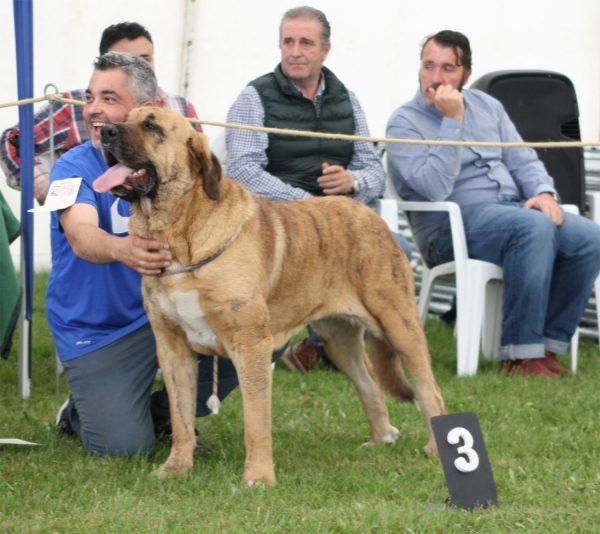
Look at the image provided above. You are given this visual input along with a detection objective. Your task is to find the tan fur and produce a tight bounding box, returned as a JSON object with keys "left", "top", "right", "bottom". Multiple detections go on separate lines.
{"left": 105, "top": 107, "right": 446, "bottom": 485}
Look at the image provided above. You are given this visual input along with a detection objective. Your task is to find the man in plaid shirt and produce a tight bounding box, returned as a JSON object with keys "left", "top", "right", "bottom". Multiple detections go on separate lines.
{"left": 0, "top": 22, "right": 201, "bottom": 205}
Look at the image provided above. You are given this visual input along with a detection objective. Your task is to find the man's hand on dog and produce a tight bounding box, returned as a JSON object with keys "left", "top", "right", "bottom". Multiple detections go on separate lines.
{"left": 116, "top": 235, "right": 171, "bottom": 275}
{"left": 318, "top": 162, "right": 355, "bottom": 195}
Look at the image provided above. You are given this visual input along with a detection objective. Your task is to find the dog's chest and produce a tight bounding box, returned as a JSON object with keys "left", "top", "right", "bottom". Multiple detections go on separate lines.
{"left": 156, "top": 288, "right": 217, "bottom": 351}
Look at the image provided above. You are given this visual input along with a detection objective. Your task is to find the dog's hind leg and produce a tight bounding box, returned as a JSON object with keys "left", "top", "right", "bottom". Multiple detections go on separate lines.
{"left": 310, "top": 318, "right": 400, "bottom": 445}
{"left": 368, "top": 308, "right": 446, "bottom": 457}
{"left": 151, "top": 325, "right": 199, "bottom": 478}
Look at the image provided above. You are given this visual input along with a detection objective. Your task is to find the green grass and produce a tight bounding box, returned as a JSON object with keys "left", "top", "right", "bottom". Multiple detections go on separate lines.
{"left": 1, "top": 273, "right": 600, "bottom": 532}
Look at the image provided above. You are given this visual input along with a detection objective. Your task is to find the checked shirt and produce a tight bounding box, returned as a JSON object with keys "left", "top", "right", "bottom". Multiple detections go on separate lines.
{"left": 1, "top": 88, "right": 202, "bottom": 190}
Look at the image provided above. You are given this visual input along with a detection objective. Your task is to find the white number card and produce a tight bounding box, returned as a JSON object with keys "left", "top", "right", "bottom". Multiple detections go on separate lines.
{"left": 431, "top": 412, "right": 498, "bottom": 510}
{"left": 28, "top": 177, "right": 82, "bottom": 212}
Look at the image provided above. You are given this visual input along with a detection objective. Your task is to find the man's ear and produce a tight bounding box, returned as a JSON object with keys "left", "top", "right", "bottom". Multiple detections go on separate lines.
{"left": 187, "top": 132, "right": 221, "bottom": 200}
{"left": 141, "top": 100, "right": 154, "bottom": 108}
{"left": 463, "top": 70, "right": 472, "bottom": 87}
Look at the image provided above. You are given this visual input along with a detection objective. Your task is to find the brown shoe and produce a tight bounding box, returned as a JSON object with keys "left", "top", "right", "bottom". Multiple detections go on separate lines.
{"left": 281, "top": 339, "right": 320, "bottom": 372}
{"left": 503, "top": 358, "right": 560, "bottom": 379}
{"left": 544, "top": 351, "right": 573, "bottom": 376}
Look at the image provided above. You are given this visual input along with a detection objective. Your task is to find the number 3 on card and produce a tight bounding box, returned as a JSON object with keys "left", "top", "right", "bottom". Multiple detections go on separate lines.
{"left": 447, "top": 427, "right": 480, "bottom": 473}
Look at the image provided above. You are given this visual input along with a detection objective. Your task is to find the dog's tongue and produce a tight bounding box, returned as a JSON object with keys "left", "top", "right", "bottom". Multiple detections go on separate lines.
{"left": 93, "top": 163, "right": 134, "bottom": 193}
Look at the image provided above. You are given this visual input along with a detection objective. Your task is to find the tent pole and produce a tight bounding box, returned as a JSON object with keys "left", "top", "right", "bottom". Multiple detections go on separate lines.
{"left": 14, "top": 0, "right": 35, "bottom": 399}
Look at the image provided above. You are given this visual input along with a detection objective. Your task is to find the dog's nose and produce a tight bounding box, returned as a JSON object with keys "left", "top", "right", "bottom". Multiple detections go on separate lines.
{"left": 101, "top": 125, "right": 119, "bottom": 143}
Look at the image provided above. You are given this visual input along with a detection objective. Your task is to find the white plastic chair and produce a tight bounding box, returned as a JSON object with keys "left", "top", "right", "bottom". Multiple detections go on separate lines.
{"left": 210, "top": 130, "right": 228, "bottom": 176}
{"left": 586, "top": 191, "right": 600, "bottom": 346}
{"left": 383, "top": 159, "right": 579, "bottom": 375}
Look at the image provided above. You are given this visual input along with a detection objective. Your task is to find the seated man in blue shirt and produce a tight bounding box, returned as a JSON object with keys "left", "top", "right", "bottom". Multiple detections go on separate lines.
{"left": 226, "top": 6, "right": 411, "bottom": 372}
{"left": 386, "top": 30, "right": 600, "bottom": 379}
{"left": 49, "top": 52, "right": 239, "bottom": 457}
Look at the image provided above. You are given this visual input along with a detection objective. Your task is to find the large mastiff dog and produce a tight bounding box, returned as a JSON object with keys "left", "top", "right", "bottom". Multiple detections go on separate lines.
{"left": 94, "top": 107, "right": 446, "bottom": 485}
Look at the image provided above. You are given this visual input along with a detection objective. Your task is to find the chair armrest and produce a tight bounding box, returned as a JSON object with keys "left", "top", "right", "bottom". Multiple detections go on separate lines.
{"left": 396, "top": 200, "right": 469, "bottom": 264}
{"left": 368, "top": 198, "right": 399, "bottom": 233}
{"left": 586, "top": 192, "right": 600, "bottom": 225}
{"left": 561, "top": 203, "right": 579, "bottom": 215}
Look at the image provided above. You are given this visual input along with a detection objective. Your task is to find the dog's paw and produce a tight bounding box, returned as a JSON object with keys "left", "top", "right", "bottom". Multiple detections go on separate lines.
{"left": 152, "top": 461, "right": 192, "bottom": 479}
{"left": 244, "top": 469, "right": 276, "bottom": 487}
{"left": 363, "top": 426, "right": 401, "bottom": 446}
{"left": 381, "top": 426, "right": 401, "bottom": 444}
{"left": 423, "top": 441, "right": 439, "bottom": 458}
{"left": 152, "top": 468, "right": 172, "bottom": 480}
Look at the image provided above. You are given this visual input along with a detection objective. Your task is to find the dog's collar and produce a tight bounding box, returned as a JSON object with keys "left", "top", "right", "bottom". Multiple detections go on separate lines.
{"left": 158, "top": 235, "right": 236, "bottom": 277}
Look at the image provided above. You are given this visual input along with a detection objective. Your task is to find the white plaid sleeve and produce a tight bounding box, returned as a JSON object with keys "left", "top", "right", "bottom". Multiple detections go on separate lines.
{"left": 226, "top": 86, "right": 313, "bottom": 202}
{"left": 346, "top": 90, "right": 385, "bottom": 203}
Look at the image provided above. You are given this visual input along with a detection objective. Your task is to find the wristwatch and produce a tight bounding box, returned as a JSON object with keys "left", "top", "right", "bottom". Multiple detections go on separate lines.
{"left": 352, "top": 179, "right": 361, "bottom": 195}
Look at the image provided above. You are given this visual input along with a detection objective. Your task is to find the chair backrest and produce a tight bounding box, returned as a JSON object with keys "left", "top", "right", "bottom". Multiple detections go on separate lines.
{"left": 381, "top": 151, "right": 403, "bottom": 203}
{"left": 470, "top": 70, "right": 586, "bottom": 213}
{"left": 210, "top": 130, "right": 228, "bottom": 176}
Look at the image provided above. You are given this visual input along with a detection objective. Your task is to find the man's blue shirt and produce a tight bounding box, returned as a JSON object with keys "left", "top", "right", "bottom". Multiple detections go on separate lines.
{"left": 46, "top": 141, "right": 148, "bottom": 361}
{"left": 386, "top": 88, "right": 556, "bottom": 252}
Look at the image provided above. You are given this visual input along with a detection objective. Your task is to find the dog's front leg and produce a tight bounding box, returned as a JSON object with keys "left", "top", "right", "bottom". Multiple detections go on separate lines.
{"left": 153, "top": 330, "right": 199, "bottom": 478}
{"left": 228, "top": 334, "right": 276, "bottom": 486}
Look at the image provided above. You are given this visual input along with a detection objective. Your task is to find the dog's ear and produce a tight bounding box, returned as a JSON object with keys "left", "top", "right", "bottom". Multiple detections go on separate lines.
{"left": 187, "top": 132, "right": 221, "bottom": 200}
{"left": 203, "top": 152, "right": 222, "bottom": 200}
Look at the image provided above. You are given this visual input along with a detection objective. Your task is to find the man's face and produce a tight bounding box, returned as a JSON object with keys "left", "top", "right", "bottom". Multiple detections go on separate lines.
{"left": 83, "top": 69, "right": 138, "bottom": 148}
{"left": 109, "top": 36, "right": 155, "bottom": 70}
{"left": 280, "top": 17, "right": 330, "bottom": 88}
{"left": 420, "top": 40, "right": 471, "bottom": 107}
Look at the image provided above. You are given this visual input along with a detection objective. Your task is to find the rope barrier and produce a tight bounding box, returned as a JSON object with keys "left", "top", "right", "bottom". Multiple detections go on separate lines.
{"left": 0, "top": 96, "right": 49, "bottom": 109}
{"left": 4, "top": 93, "right": 600, "bottom": 149}
{"left": 193, "top": 119, "right": 600, "bottom": 149}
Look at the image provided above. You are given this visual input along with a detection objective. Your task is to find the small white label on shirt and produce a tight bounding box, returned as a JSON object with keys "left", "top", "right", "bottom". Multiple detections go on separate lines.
{"left": 28, "top": 177, "right": 82, "bottom": 212}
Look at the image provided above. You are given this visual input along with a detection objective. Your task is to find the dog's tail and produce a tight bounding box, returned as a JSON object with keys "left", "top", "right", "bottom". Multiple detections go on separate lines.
{"left": 367, "top": 334, "right": 415, "bottom": 402}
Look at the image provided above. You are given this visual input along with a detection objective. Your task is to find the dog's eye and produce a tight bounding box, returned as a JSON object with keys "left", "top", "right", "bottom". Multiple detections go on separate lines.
{"left": 143, "top": 120, "right": 165, "bottom": 140}
{"left": 144, "top": 120, "right": 164, "bottom": 133}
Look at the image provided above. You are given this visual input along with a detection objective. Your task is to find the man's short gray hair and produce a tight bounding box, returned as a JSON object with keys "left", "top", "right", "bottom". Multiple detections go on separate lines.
{"left": 280, "top": 6, "right": 331, "bottom": 49}
{"left": 93, "top": 52, "right": 158, "bottom": 105}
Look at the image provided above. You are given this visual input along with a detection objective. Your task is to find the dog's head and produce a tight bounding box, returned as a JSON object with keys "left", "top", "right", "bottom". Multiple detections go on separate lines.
{"left": 93, "top": 107, "right": 221, "bottom": 202}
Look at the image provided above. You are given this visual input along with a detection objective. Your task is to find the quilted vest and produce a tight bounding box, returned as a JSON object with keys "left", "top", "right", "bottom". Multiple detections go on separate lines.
{"left": 249, "top": 64, "right": 355, "bottom": 195}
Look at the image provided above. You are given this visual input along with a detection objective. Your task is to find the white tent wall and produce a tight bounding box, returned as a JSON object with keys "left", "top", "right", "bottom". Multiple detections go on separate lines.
{"left": 1, "top": 0, "right": 599, "bottom": 271}
{"left": 188, "top": 0, "right": 600, "bottom": 140}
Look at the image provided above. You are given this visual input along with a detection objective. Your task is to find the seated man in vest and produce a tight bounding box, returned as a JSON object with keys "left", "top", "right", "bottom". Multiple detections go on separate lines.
{"left": 0, "top": 21, "right": 202, "bottom": 206}
{"left": 226, "top": 6, "right": 410, "bottom": 372}
{"left": 386, "top": 30, "right": 600, "bottom": 378}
